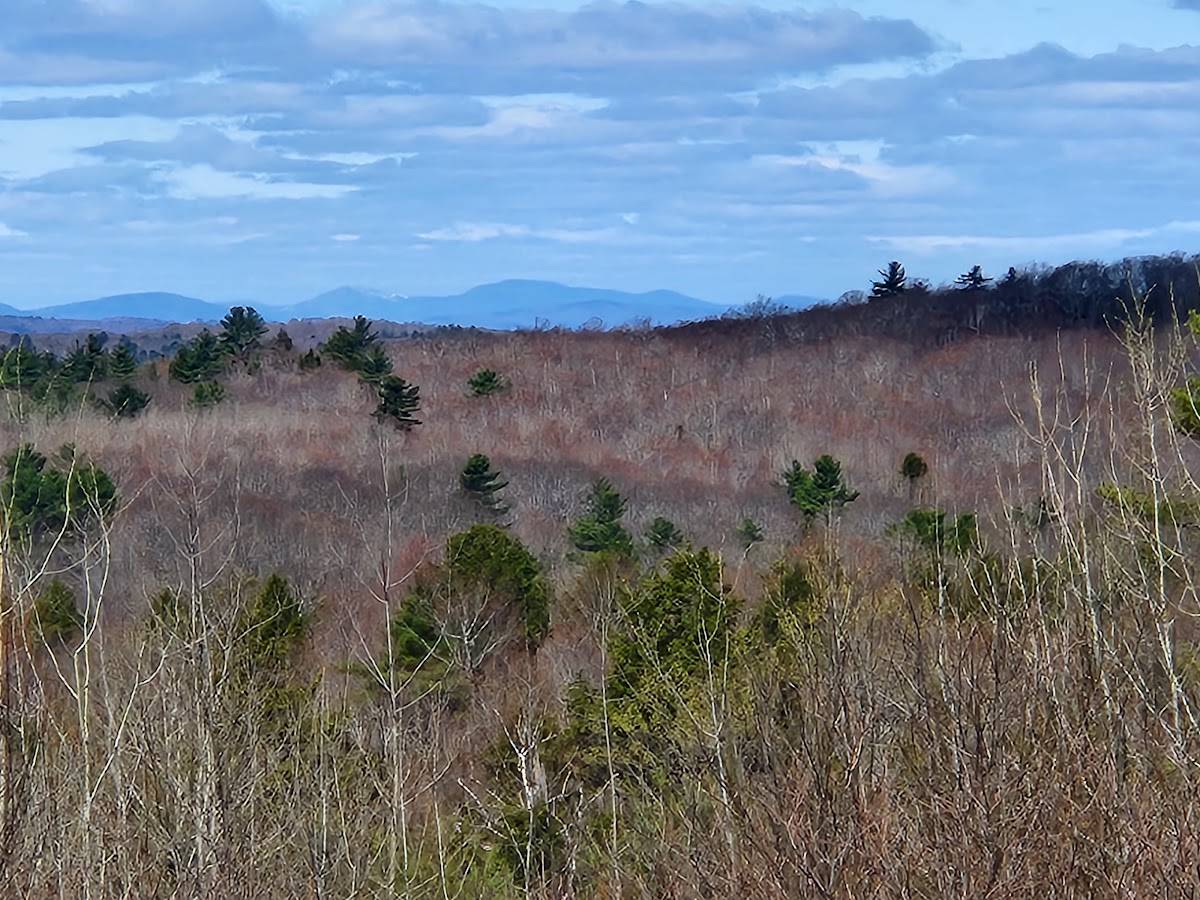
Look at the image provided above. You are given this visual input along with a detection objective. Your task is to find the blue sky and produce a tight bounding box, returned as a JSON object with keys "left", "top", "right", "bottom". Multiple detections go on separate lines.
{"left": 0, "top": 0, "right": 1198, "bottom": 307}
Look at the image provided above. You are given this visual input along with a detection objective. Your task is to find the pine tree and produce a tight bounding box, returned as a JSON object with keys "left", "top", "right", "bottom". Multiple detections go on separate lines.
{"left": 871, "top": 261, "right": 908, "bottom": 298}
{"left": 299, "top": 349, "right": 322, "bottom": 371}
{"left": 736, "top": 517, "right": 765, "bottom": 550}
{"left": 373, "top": 375, "right": 421, "bottom": 430}
{"left": 0, "top": 339, "right": 47, "bottom": 389}
{"left": 108, "top": 342, "right": 138, "bottom": 380}
{"left": 192, "top": 381, "right": 225, "bottom": 409}
{"left": 460, "top": 453, "right": 509, "bottom": 511}
{"left": 271, "top": 328, "right": 294, "bottom": 353}
{"left": 237, "top": 574, "right": 308, "bottom": 670}
{"left": 900, "top": 452, "right": 928, "bottom": 501}
{"left": 64, "top": 333, "right": 109, "bottom": 383}
{"left": 219, "top": 306, "right": 269, "bottom": 359}
{"left": 356, "top": 345, "right": 394, "bottom": 384}
{"left": 323, "top": 316, "right": 378, "bottom": 370}
{"left": 469, "top": 368, "right": 509, "bottom": 397}
{"left": 27, "top": 579, "right": 82, "bottom": 645}
{"left": 104, "top": 383, "right": 150, "bottom": 419}
{"left": 645, "top": 516, "right": 683, "bottom": 551}
{"left": 569, "top": 478, "right": 634, "bottom": 555}
{"left": 954, "top": 265, "right": 992, "bottom": 291}
{"left": 170, "top": 330, "right": 225, "bottom": 384}
{"left": 783, "top": 454, "right": 860, "bottom": 526}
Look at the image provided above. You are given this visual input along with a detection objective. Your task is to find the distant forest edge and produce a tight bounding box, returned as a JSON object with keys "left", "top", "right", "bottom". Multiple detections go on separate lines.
{"left": 5, "top": 253, "right": 1200, "bottom": 360}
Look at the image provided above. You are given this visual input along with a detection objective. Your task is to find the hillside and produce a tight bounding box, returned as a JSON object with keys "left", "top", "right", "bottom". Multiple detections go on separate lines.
{"left": 2, "top": 257, "right": 1199, "bottom": 897}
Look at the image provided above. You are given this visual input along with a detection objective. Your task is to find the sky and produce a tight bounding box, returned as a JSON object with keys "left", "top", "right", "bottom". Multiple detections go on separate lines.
{"left": 0, "top": 0, "right": 1198, "bottom": 308}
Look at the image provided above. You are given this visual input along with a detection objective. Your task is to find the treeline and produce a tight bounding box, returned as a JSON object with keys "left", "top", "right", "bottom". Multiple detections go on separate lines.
{"left": 678, "top": 252, "right": 1200, "bottom": 346}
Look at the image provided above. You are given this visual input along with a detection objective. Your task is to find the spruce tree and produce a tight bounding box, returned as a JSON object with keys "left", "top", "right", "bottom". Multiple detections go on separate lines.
{"left": 460, "top": 453, "right": 509, "bottom": 511}
{"left": 373, "top": 375, "right": 421, "bottom": 430}
{"left": 871, "top": 261, "right": 908, "bottom": 298}
{"left": 219, "top": 306, "right": 269, "bottom": 359}
{"left": 569, "top": 478, "right": 634, "bottom": 556}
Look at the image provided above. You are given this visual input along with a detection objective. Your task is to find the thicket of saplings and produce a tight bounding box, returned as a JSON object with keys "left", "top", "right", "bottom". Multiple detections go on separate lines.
{"left": 3, "top": 300, "right": 1200, "bottom": 897}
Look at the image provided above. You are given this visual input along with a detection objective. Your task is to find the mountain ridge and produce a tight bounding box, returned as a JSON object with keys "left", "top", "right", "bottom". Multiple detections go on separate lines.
{"left": 6, "top": 280, "right": 806, "bottom": 330}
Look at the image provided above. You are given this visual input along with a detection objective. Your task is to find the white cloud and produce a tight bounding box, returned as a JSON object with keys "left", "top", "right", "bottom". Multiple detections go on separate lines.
{"left": 867, "top": 220, "right": 1200, "bottom": 254}
{"left": 416, "top": 221, "right": 624, "bottom": 244}
{"left": 158, "top": 164, "right": 357, "bottom": 200}
{"left": 331, "top": 233, "right": 360, "bottom": 242}
{"left": 0, "top": 223, "right": 28, "bottom": 238}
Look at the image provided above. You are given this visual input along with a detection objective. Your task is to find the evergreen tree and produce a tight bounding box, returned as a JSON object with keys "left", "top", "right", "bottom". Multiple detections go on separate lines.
{"left": 271, "top": 327, "right": 294, "bottom": 353}
{"left": 955, "top": 265, "right": 992, "bottom": 291}
{"left": 63, "top": 333, "right": 108, "bottom": 383}
{"left": 298, "top": 349, "right": 322, "bottom": 371}
{"left": 644, "top": 516, "right": 683, "bottom": 551}
{"left": 323, "top": 315, "right": 378, "bottom": 370}
{"left": 0, "top": 444, "right": 117, "bottom": 539}
{"left": 27, "top": 579, "right": 82, "bottom": 645}
{"left": 783, "top": 454, "right": 860, "bottom": 526}
{"left": 900, "top": 451, "right": 928, "bottom": 501}
{"left": 236, "top": 573, "right": 308, "bottom": 670}
{"left": 460, "top": 453, "right": 509, "bottom": 511}
{"left": 736, "top": 517, "right": 765, "bottom": 550}
{"left": 191, "top": 381, "right": 225, "bottom": 409}
{"left": 871, "top": 261, "right": 908, "bottom": 298}
{"left": 569, "top": 478, "right": 634, "bottom": 556}
{"left": 373, "top": 376, "right": 421, "bottom": 430}
{"left": 104, "top": 383, "right": 150, "bottom": 419}
{"left": 169, "top": 331, "right": 225, "bottom": 384}
{"left": 0, "top": 340, "right": 47, "bottom": 389}
{"left": 356, "top": 345, "right": 393, "bottom": 384}
{"left": 107, "top": 342, "right": 138, "bottom": 380}
{"left": 468, "top": 368, "right": 509, "bottom": 397}
{"left": 219, "top": 306, "right": 269, "bottom": 359}
{"left": 445, "top": 524, "right": 550, "bottom": 646}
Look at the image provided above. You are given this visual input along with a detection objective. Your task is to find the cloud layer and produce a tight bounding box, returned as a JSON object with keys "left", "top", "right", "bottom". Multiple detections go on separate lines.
{"left": 0, "top": 0, "right": 1195, "bottom": 306}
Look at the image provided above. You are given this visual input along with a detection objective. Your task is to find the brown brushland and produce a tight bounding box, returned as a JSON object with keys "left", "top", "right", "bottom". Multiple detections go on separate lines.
{"left": 0, "top": 275, "right": 1198, "bottom": 897}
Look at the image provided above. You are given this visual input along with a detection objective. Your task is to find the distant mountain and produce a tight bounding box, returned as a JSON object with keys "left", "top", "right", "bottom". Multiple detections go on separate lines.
{"left": 281, "top": 287, "right": 415, "bottom": 322}
{"left": 9, "top": 281, "right": 734, "bottom": 330}
{"left": 281, "top": 280, "right": 727, "bottom": 329}
{"left": 32, "top": 292, "right": 229, "bottom": 324}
